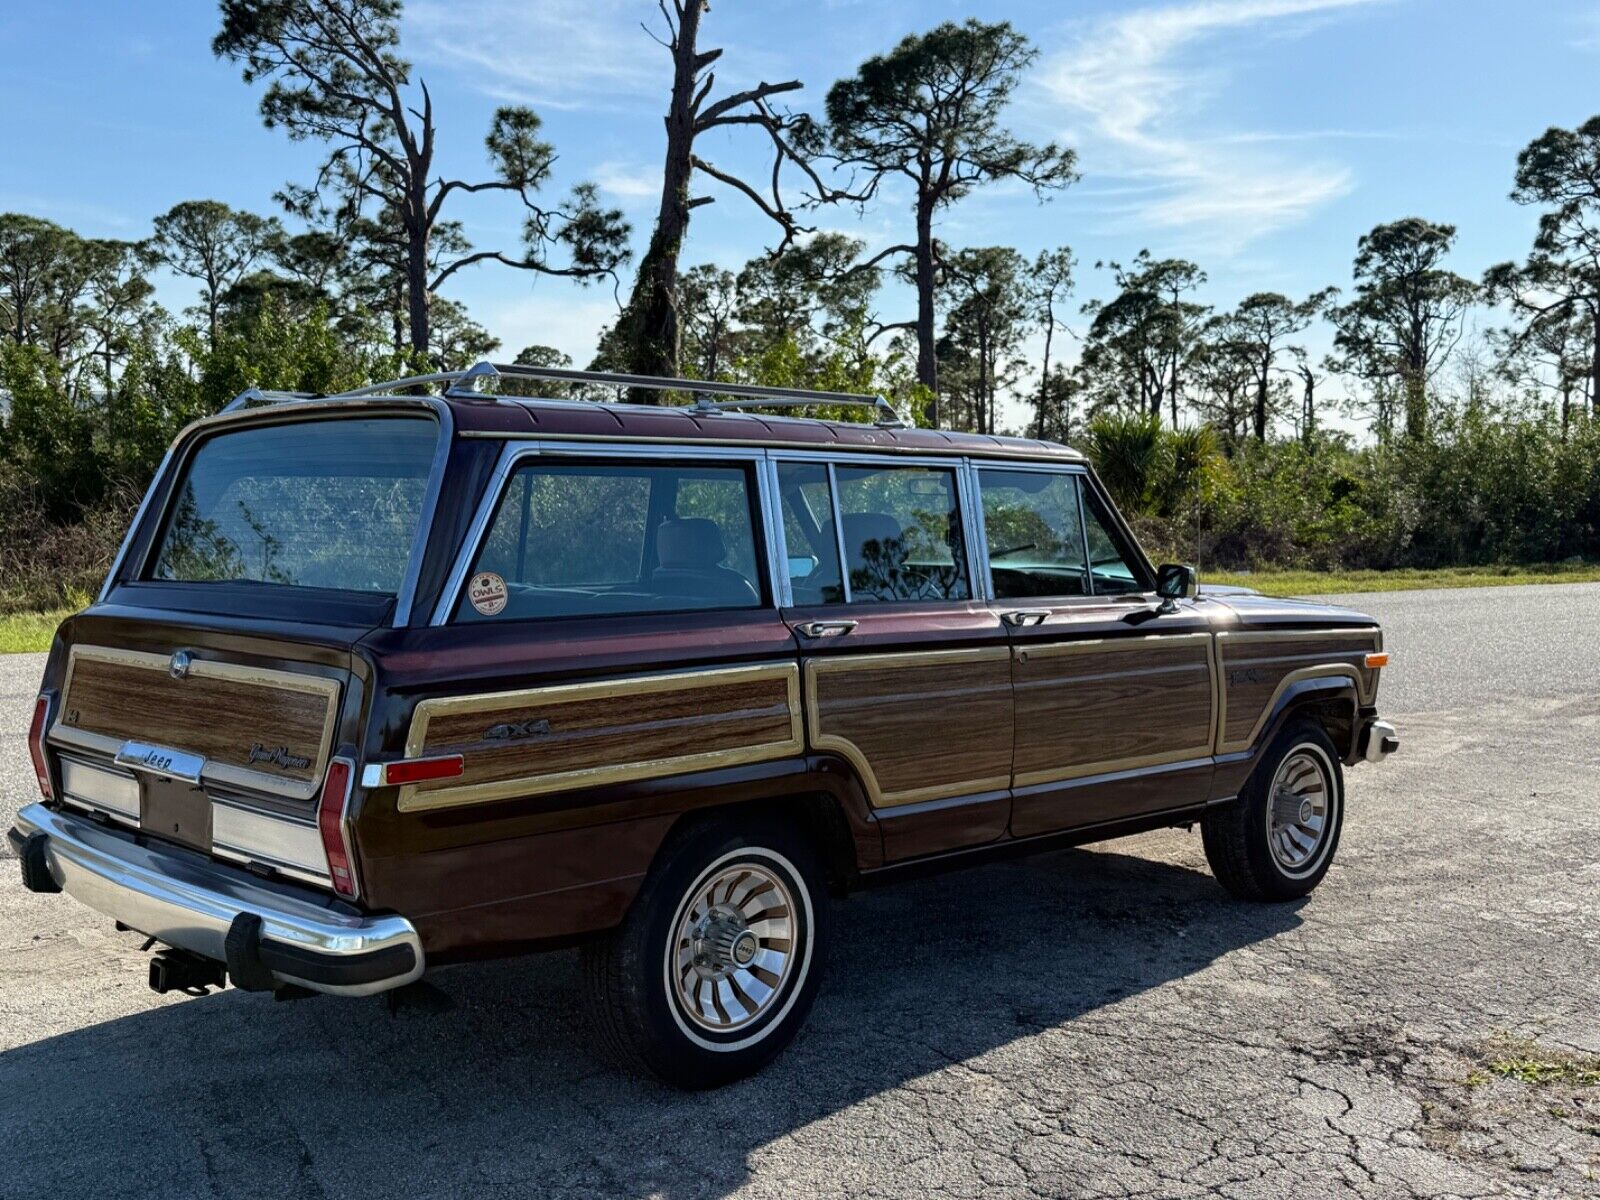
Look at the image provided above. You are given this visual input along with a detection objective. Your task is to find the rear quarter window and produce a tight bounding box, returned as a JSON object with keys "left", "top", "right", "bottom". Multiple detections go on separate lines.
{"left": 454, "top": 459, "right": 766, "bottom": 622}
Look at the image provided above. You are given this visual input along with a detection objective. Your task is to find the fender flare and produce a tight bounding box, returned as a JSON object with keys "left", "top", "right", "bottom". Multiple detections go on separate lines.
{"left": 1256, "top": 674, "right": 1361, "bottom": 761}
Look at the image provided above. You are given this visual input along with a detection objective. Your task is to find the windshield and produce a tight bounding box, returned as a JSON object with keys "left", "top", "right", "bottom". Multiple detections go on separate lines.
{"left": 147, "top": 416, "right": 437, "bottom": 594}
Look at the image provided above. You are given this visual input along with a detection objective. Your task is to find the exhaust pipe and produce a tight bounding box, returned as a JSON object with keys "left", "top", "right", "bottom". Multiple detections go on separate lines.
{"left": 148, "top": 949, "right": 227, "bottom": 995}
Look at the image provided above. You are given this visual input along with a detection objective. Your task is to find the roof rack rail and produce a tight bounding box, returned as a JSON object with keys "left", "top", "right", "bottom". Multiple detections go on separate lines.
{"left": 429, "top": 362, "right": 905, "bottom": 427}
{"left": 221, "top": 387, "right": 322, "bottom": 414}
{"left": 320, "top": 361, "right": 909, "bottom": 428}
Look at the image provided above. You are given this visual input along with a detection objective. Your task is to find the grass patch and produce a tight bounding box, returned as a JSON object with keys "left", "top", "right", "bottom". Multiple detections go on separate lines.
{"left": 1203, "top": 562, "right": 1600, "bottom": 597}
{"left": 0, "top": 608, "right": 70, "bottom": 654}
{"left": 1464, "top": 1037, "right": 1600, "bottom": 1089}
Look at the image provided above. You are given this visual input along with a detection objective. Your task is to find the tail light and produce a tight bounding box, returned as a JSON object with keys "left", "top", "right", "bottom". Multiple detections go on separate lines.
{"left": 28, "top": 696, "right": 53, "bottom": 800}
{"left": 369, "top": 754, "right": 464, "bottom": 787}
{"left": 316, "top": 757, "right": 359, "bottom": 899}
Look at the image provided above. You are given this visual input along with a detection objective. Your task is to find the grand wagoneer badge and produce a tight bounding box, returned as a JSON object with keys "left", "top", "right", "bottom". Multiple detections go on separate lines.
{"left": 247, "top": 742, "right": 312, "bottom": 771}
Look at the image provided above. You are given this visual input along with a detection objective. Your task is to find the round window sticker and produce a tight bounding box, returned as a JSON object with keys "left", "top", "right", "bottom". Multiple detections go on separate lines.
{"left": 467, "top": 571, "right": 508, "bottom": 616}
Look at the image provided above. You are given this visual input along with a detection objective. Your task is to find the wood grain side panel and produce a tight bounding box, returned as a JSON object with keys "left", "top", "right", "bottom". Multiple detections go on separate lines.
{"left": 806, "top": 647, "right": 1013, "bottom": 809}
{"left": 1217, "top": 629, "right": 1380, "bottom": 752}
{"left": 399, "top": 663, "right": 803, "bottom": 812}
{"left": 1012, "top": 634, "right": 1215, "bottom": 787}
{"left": 54, "top": 646, "right": 338, "bottom": 795}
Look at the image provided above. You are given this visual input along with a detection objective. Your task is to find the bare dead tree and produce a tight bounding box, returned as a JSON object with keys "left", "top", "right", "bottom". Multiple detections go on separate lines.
{"left": 613, "top": 0, "right": 853, "bottom": 388}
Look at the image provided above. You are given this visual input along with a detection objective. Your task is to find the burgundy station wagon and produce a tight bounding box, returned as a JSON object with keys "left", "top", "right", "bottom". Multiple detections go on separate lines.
{"left": 10, "top": 364, "right": 1397, "bottom": 1086}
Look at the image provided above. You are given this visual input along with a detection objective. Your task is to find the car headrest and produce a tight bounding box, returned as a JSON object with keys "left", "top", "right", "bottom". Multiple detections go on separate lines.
{"left": 842, "top": 512, "right": 903, "bottom": 566}
{"left": 656, "top": 518, "right": 727, "bottom": 570}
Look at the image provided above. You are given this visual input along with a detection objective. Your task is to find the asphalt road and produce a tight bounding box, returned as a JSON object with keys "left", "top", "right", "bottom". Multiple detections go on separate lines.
{"left": 2, "top": 584, "right": 1599, "bottom": 1199}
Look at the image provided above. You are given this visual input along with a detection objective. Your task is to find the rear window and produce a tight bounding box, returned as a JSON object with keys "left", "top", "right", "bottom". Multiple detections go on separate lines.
{"left": 148, "top": 417, "right": 437, "bottom": 594}
{"left": 453, "top": 459, "right": 765, "bottom": 622}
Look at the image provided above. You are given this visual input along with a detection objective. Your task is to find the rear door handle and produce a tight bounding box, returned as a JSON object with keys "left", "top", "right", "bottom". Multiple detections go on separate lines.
{"left": 795, "top": 620, "right": 857, "bottom": 639}
{"left": 1001, "top": 609, "right": 1050, "bottom": 627}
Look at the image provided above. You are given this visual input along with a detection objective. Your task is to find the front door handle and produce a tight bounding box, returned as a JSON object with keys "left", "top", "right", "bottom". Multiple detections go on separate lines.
{"left": 1001, "top": 609, "right": 1050, "bottom": 627}
{"left": 795, "top": 620, "right": 857, "bottom": 639}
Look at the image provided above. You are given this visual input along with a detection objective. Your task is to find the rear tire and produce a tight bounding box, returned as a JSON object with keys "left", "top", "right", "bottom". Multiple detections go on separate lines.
{"left": 580, "top": 815, "right": 826, "bottom": 1088}
{"left": 1202, "top": 721, "right": 1343, "bottom": 901}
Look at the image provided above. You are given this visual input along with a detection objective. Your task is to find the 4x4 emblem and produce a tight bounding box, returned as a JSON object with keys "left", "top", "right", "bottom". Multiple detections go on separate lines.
{"left": 168, "top": 651, "right": 192, "bottom": 679}
{"left": 485, "top": 718, "right": 552, "bottom": 742}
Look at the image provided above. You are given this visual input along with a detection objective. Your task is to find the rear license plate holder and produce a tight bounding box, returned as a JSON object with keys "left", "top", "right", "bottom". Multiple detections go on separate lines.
{"left": 140, "top": 776, "right": 212, "bottom": 854}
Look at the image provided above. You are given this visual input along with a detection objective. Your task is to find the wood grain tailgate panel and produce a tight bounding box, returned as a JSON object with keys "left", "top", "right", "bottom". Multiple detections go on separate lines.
{"left": 52, "top": 645, "right": 340, "bottom": 799}
{"left": 399, "top": 663, "right": 803, "bottom": 812}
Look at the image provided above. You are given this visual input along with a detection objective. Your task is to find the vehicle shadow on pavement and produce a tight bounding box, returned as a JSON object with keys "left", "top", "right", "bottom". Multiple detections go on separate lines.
{"left": 0, "top": 840, "right": 1304, "bottom": 1200}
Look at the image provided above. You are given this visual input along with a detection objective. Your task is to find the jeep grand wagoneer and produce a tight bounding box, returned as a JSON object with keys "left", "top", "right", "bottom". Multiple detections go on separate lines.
{"left": 10, "top": 364, "right": 1397, "bottom": 1087}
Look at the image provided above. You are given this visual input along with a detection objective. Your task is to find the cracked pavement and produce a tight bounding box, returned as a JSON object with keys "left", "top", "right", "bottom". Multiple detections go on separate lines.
{"left": 2, "top": 583, "right": 1598, "bottom": 1199}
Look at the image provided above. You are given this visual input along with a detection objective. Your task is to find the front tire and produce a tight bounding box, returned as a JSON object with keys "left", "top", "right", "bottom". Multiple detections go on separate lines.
{"left": 580, "top": 816, "right": 826, "bottom": 1088}
{"left": 1202, "top": 721, "right": 1344, "bottom": 901}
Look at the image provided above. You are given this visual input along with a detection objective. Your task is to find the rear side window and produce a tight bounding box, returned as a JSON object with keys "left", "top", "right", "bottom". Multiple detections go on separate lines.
{"left": 148, "top": 417, "right": 436, "bottom": 594}
{"left": 455, "top": 460, "right": 764, "bottom": 622}
{"left": 831, "top": 464, "right": 971, "bottom": 604}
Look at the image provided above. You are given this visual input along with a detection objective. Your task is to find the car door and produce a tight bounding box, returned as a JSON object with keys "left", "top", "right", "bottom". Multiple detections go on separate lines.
{"left": 973, "top": 464, "right": 1216, "bottom": 838}
{"left": 769, "top": 453, "right": 1013, "bottom": 861}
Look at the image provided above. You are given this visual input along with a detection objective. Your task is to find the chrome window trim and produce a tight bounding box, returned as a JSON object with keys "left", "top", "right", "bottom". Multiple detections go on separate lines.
{"left": 825, "top": 462, "right": 853, "bottom": 605}
{"left": 429, "top": 440, "right": 774, "bottom": 627}
{"left": 757, "top": 457, "right": 792, "bottom": 609}
{"left": 456, "top": 427, "right": 1086, "bottom": 465}
{"left": 104, "top": 398, "right": 451, "bottom": 627}
{"left": 954, "top": 458, "right": 989, "bottom": 604}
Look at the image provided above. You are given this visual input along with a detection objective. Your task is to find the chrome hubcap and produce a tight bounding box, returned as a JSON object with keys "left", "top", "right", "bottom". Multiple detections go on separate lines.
{"left": 1267, "top": 749, "right": 1331, "bottom": 874}
{"left": 671, "top": 863, "right": 795, "bottom": 1032}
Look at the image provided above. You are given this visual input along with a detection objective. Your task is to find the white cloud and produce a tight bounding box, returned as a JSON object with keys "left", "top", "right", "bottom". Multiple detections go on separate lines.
{"left": 407, "top": 0, "right": 662, "bottom": 110}
{"left": 594, "top": 161, "right": 662, "bottom": 203}
{"left": 481, "top": 293, "right": 623, "bottom": 365}
{"left": 1036, "top": 0, "right": 1392, "bottom": 249}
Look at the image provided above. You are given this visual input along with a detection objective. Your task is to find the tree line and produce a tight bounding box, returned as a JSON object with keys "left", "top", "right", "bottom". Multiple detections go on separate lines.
{"left": 4, "top": 0, "right": 1600, "bottom": 612}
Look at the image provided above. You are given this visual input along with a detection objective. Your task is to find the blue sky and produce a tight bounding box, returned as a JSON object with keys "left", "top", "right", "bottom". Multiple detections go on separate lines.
{"left": 3, "top": 0, "right": 1598, "bottom": 430}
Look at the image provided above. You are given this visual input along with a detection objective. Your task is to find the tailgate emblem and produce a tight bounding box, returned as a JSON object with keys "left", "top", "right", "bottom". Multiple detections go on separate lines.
{"left": 247, "top": 743, "right": 312, "bottom": 771}
{"left": 168, "top": 651, "right": 192, "bottom": 679}
{"left": 485, "top": 718, "right": 552, "bottom": 742}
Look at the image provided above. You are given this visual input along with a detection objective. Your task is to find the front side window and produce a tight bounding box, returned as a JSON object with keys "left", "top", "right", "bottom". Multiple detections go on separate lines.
{"left": 833, "top": 464, "right": 971, "bottom": 603}
{"left": 1082, "top": 487, "right": 1145, "bottom": 595}
{"left": 149, "top": 417, "right": 437, "bottom": 594}
{"left": 978, "top": 469, "right": 1090, "bottom": 599}
{"left": 455, "top": 460, "right": 764, "bottom": 621}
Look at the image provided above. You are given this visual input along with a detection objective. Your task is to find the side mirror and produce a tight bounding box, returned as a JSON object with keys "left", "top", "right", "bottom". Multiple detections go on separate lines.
{"left": 1155, "top": 563, "right": 1198, "bottom": 611}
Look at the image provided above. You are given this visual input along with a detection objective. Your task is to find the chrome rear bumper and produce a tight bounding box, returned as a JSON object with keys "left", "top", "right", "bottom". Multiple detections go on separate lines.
{"left": 9, "top": 803, "right": 423, "bottom": 997}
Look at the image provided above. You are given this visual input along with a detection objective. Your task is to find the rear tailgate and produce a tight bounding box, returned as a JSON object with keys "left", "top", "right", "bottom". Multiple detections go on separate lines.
{"left": 55, "top": 644, "right": 340, "bottom": 802}
{"left": 41, "top": 613, "right": 369, "bottom": 887}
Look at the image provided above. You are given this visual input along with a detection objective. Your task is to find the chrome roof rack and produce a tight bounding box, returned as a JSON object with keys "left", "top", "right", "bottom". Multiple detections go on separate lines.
{"left": 221, "top": 386, "right": 322, "bottom": 413}
{"left": 467, "top": 363, "right": 906, "bottom": 428}
{"left": 204, "top": 361, "right": 904, "bottom": 428}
